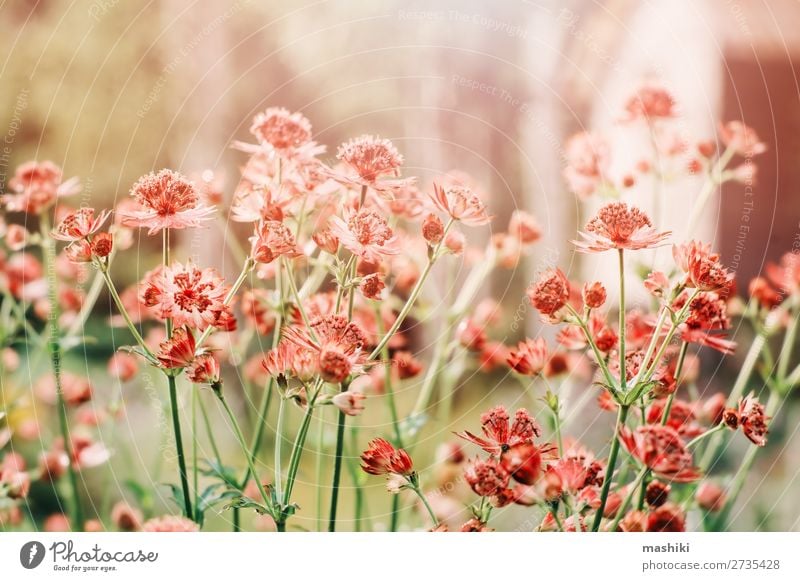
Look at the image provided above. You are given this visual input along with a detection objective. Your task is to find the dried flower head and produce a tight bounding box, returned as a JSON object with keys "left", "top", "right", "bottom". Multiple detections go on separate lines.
{"left": 527, "top": 268, "right": 570, "bottom": 317}
{"left": 456, "top": 406, "right": 541, "bottom": 455}
{"left": 619, "top": 425, "right": 701, "bottom": 483}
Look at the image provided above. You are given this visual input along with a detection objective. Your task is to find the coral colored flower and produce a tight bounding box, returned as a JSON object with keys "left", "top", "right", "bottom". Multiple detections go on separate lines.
{"left": 507, "top": 337, "right": 549, "bottom": 375}
{"left": 527, "top": 268, "right": 570, "bottom": 317}
{"left": 142, "top": 515, "right": 200, "bottom": 532}
{"left": 250, "top": 107, "right": 312, "bottom": 151}
{"left": 120, "top": 169, "right": 214, "bottom": 234}
{"left": 51, "top": 208, "right": 110, "bottom": 242}
{"left": 328, "top": 209, "right": 400, "bottom": 262}
{"left": 456, "top": 406, "right": 542, "bottom": 455}
{"left": 582, "top": 281, "right": 607, "bottom": 309}
{"left": 283, "top": 314, "right": 367, "bottom": 383}
{"left": 421, "top": 213, "right": 445, "bottom": 245}
{"left": 431, "top": 182, "right": 491, "bottom": 226}
{"left": 360, "top": 438, "right": 413, "bottom": 476}
{"left": 678, "top": 291, "right": 736, "bottom": 354}
{"left": 141, "top": 262, "right": 232, "bottom": 331}
{"left": 749, "top": 276, "right": 782, "bottom": 308}
{"left": 249, "top": 219, "right": 302, "bottom": 264}
{"left": 563, "top": 132, "right": 610, "bottom": 198}
{"left": 156, "top": 327, "right": 196, "bottom": 369}
{"left": 324, "top": 135, "right": 413, "bottom": 197}
{"left": 464, "top": 456, "right": 510, "bottom": 498}
{"left": 392, "top": 350, "right": 423, "bottom": 379}
{"left": 673, "top": 240, "right": 733, "bottom": 292}
{"left": 331, "top": 390, "right": 366, "bottom": 416}
{"left": 500, "top": 442, "right": 548, "bottom": 485}
{"left": 738, "top": 394, "right": 769, "bottom": 446}
{"left": 574, "top": 202, "right": 670, "bottom": 253}
{"left": 644, "top": 270, "right": 671, "bottom": 298}
{"left": 2, "top": 161, "right": 80, "bottom": 214}
{"left": 312, "top": 228, "right": 339, "bottom": 254}
{"left": 509, "top": 209, "right": 541, "bottom": 244}
{"left": 766, "top": 251, "right": 800, "bottom": 294}
{"left": 619, "top": 425, "right": 701, "bottom": 483}
{"left": 646, "top": 503, "right": 686, "bottom": 532}
{"left": 623, "top": 82, "right": 677, "bottom": 121}
{"left": 696, "top": 481, "right": 726, "bottom": 512}
{"left": 359, "top": 273, "right": 385, "bottom": 300}
{"left": 719, "top": 121, "right": 766, "bottom": 157}
{"left": 107, "top": 352, "right": 139, "bottom": 382}
{"left": 186, "top": 353, "right": 221, "bottom": 386}
{"left": 111, "top": 502, "right": 143, "bottom": 532}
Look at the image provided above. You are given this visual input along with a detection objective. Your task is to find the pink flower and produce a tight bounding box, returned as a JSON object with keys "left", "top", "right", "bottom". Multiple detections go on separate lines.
{"left": 111, "top": 502, "right": 143, "bottom": 531}
{"left": 250, "top": 107, "right": 312, "bottom": 151}
{"left": 456, "top": 406, "right": 542, "bottom": 456}
{"left": 142, "top": 515, "right": 199, "bottom": 532}
{"left": 623, "top": 82, "right": 677, "bottom": 122}
{"left": 431, "top": 182, "right": 491, "bottom": 226}
{"left": 120, "top": 169, "right": 215, "bottom": 234}
{"left": 360, "top": 438, "right": 413, "bottom": 476}
{"left": 673, "top": 241, "right": 733, "bottom": 292}
{"left": 696, "top": 481, "right": 726, "bottom": 512}
{"left": 563, "top": 132, "right": 610, "bottom": 198}
{"left": 582, "top": 281, "right": 607, "bottom": 309}
{"left": 186, "top": 353, "right": 222, "bottom": 386}
{"left": 464, "top": 456, "right": 511, "bottom": 499}
{"left": 283, "top": 314, "right": 367, "bottom": 383}
{"left": 573, "top": 202, "right": 670, "bottom": 253}
{"left": 249, "top": 219, "right": 302, "bottom": 264}
{"left": 507, "top": 338, "right": 549, "bottom": 376}
{"left": 719, "top": 121, "right": 766, "bottom": 157}
{"left": 421, "top": 213, "right": 445, "bottom": 245}
{"left": 678, "top": 291, "right": 736, "bottom": 354}
{"left": 324, "top": 135, "right": 413, "bottom": 197}
{"left": 509, "top": 210, "right": 541, "bottom": 244}
{"left": 156, "top": 327, "right": 196, "bottom": 369}
{"left": 619, "top": 425, "right": 701, "bottom": 483}
{"left": 738, "top": 394, "right": 769, "bottom": 447}
{"left": 2, "top": 161, "right": 80, "bottom": 214}
{"left": 332, "top": 390, "right": 366, "bottom": 416}
{"left": 526, "top": 268, "right": 570, "bottom": 317}
{"left": 141, "top": 262, "right": 232, "bottom": 331}
{"left": 328, "top": 209, "right": 400, "bottom": 262}
{"left": 52, "top": 207, "right": 111, "bottom": 242}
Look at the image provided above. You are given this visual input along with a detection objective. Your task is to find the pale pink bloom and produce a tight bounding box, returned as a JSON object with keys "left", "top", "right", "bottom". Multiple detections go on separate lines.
{"left": 250, "top": 107, "right": 313, "bottom": 151}
{"left": 283, "top": 314, "right": 367, "bottom": 383}
{"left": 421, "top": 213, "right": 445, "bottom": 245}
{"left": 719, "top": 121, "right": 766, "bottom": 157}
{"left": 526, "top": 268, "right": 570, "bottom": 317}
{"left": 52, "top": 207, "right": 110, "bottom": 242}
{"left": 249, "top": 219, "right": 302, "bottom": 264}
{"left": 623, "top": 81, "right": 677, "bottom": 122}
{"left": 141, "top": 262, "right": 232, "bottom": 331}
{"left": 673, "top": 240, "right": 733, "bottom": 292}
{"left": 508, "top": 210, "right": 541, "bottom": 244}
{"left": 60, "top": 435, "right": 111, "bottom": 470}
{"left": 120, "top": 169, "right": 215, "bottom": 234}
{"left": 328, "top": 209, "right": 400, "bottom": 262}
{"left": 324, "top": 135, "right": 413, "bottom": 197}
{"left": 444, "top": 230, "right": 465, "bottom": 254}
{"left": 5, "top": 224, "right": 30, "bottom": 250}
{"left": 262, "top": 341, "right": 316, "bottom": 382}
{"left": 507, "top": 338, "right": 549, "bottom": 376}
{"left": 644, "top": 270, "right": 671, "bottom": 298}
{"left": 563, "top": 132, "right": 610, "bottom": 198}
{"left": 573, "top": 202, "right": 670, "bottom": 253}
{"left": 142, "top": 515, "right": 199, "bottom": 532}
{"left": 2, "top": 161, "right": 80, "bottom": 214}
{"left": 193, "top": 169, "right": 225, "bottom": 205}
{"left": 431, "top": 182, "right": 491, "bottom": 226}
{"left": 332, "top": 390, "right": 366, "bottom": 416}
{"left": 230, "top": 182, "right": 291, "bottom": 223}
{"left": 186, "top": 353, "right": 222, "bottom": 386}
{"left": 696, "top": 482, "right": 726, "bottom": 512}
{"left": 44, "top": 514, "right": 72, "bottom": 532}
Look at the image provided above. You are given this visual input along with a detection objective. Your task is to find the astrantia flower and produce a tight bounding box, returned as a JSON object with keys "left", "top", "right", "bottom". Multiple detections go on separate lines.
{"left": 186, "top": 353, "right": 221, "bottom": 386}
{"left": 646, "top": 503, "right": 686, "bottom": 532}
{"left": 464, "top": 456, "right": 510, "bottom": 498}
{"left": 677, "top": 291, "right": 736, "bottom": 354}
{"left": 766, "top": 251, "right": 800, "bottom": 294}
{"left": 360, "top": 438, "right": 413, "bottom": 476}
{"left": 120, "top": 169, "right": 215, "bottom": 234}
{"left": 456, "top": 406, "right": 541, "bottom": 455}
{"left": 142, "top": 515, "right": 199, "bottom": 532}
{"left": 696, "top": 481, "right": 726, "bottom": 512}
{"left": 507, "top": 337, "right": 549, "bottom": 376}
{"left": 738, "top": 394, "right": 769, "bottom": 446}
{"left": 51, "top": 208, "right": 111, "bottom": 242}
{"left": 623, "top": 82, "right": 677, "bottom": 121}
{"left": 141, "top": 262, "right": 232, "bottom": 331}
{"left": 431, "top": 182, "right": 491, "bottom": 226}
{"left": 156, "top": 327, "right": 196, "bottom": 369}
{"left": 526, "top": 268, "right": 570, "bottom": 317}
{"left": 673, "top": 240, "right": 733, "bottom": 291}
{"left": 283, "top": 314, "right": 367, "bottom": 383}
{"left": 328, "top": 209, "right": 400, "bottom": 262}
{"left": 508, "top": 210, "right": 541, "bottom": 244}
{"left": 324, "top": 135, "right": 413, "bottom": 197}
{"left": 249, "top": 219, "right": 302, "bottom": 264}
{"left": 574, "top": 202, "right": 670, "bottom": 253}
{"left": 719, "top": 121, "right": 766, "bottom": 157}
{"left": 563, "top": 131, "right": 610, "bottom": 198}
{"left": 331, "top": 390, "right": 366, "bottom": 416}
{"left": 582, "top": 281, "right": 607, "bottom": 309}
{"left": 2, "top": 161, "right": 80, "bottom": 214}
{"left": 250, "top": 107, "right": 312, "bottom": 151}
{"left": 619, "top": 425, "right": 701, "bottom": 483}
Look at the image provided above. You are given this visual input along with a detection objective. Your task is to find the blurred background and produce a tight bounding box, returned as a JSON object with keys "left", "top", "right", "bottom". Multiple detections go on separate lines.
{"left": 2, "top": 0, "right": 800, "bottom": 531}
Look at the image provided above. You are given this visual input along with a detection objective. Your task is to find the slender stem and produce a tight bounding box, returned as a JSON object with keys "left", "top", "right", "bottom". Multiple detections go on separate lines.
{"left": 196, "top": 257, "right": 254, "bottom": 350}
{"left": 686, "top": 423, "right": 726, "bottom": 449}
{"left": 166, "top": 374, "right": 193, "bottom": 519}
{"left": 198, "top": 393, "right": 223, "bottom": 465}
{"left": 548, "top": 504, "right": 564, "bottom": 531}
{"left": 315, "top": 407, "right": 326, "bottom": 531}
{"left": 282, "top": 400, "right": 316, "bottom": 505}
{"left": 617, "top": 249, "right": 627, "bottom": 391}
{"left": 98, "top": 264, "right": 153, "bottom": 358}
{"left": 410, "top": 482, "right": 439, "bottom": 528}
{"left": 274, "top": 395, "right": 286, "bottom": 502}
{"left": 41, "top": 213, "right": 84, "bottom": 531}
{"left": 192, "top": 387, "right": 199, "bottom": 522}
{"left": 592, "top": 404, "right": 629, "bottom": 531}
{"left": 566, "top": 304, "right": 618, "bottom": 390}
{"left": 609, "top": 465, "right": 649, "bottom": 531}
{"left": 328, "top": 393, "right": 348, "bottom": 531}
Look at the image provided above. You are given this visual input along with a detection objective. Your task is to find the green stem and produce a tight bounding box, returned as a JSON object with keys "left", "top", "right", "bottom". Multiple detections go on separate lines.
{"left": 274, "top": 395, "right": 286, "bottom": 502}
{"left": 410, "top": 480, "right": 439, "bottom": 527}
{"left": 618, "top": 249, "right": 627, "bottom": 391}
{"left": 609, "top": 465, "right": 649, "bottom": 531}
{"left": 686, "top": 423, "right": 726, "bottom": 449}
{"left": 328, "top": 392, "right": 348, "bottom": 532}
{"left": 592, "top": 404, "right": 629, "bottom": 531}
{"left": 167, "top": 374, "right": 193, "bottom": 519}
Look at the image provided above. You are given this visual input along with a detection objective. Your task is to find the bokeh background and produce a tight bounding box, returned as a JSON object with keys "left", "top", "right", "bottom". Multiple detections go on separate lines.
{"left": 2, "top": 0, "right": 800, "bottom": 531}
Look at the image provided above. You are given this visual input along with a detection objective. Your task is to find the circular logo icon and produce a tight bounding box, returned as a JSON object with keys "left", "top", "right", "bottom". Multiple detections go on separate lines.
{"left": 19, "top": 541, "right": 46, "bottom": 569}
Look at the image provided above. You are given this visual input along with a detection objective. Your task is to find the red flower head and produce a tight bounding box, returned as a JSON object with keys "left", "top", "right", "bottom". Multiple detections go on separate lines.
{"left": 507, "top": 337, "right": 549, "bottom": 376}
{"left": 141, "top": 261, "right": 232, "bottom": 331}
{"left": 464, "top": 456, "right": 511, "bottom": 499}
{"left": 421, "top": 213, "right": 445, "bottom": 245}
{"left": 582, "top": 281, "right": 607, "bottom": 309}
{"left": 456, "top": 406, "right": 542, "bottom": 455}
{"left": 574, "top": 202, "right": 670, "bottom": 253}
{"left": 678, "top": 291, "right": 736, "bottom": 354}
{"left": 360, "top": 438, "right": 413, "bottom": 476}
{"left": 2, "top": 161, "right": 80, "bottom": 214}
{"left": 283, "top": 314, "right": 367, "bottom": 383}
{"left": 623, "top": 82, "right": 677, "bottom": 122}
{"left": 673, "top": 240, "right": 733, "bottom": 292}
{"left": 186, "top": 353, "right": 222, "bottom": 387}
{"left": 52, "top": 208, "right": 110, "bottom": 242}
{"left": 249, "top": 219, "right": 302, "bottom": 264}
{"left": 738, "top": 394, "right": 769, "bottom": 447}
{"left": 250, "top": 107, "right": 312, "bottom": 151}
{"left": 120, "top": 169, "right": 215, "bottom": 235}
{"left": 766, "top": 251, "right": 800, "bottom": 295}
{"left": 646, "top": 503, "right": 686, "bottom": 532}
{"left": 431, "top": 182, "right": 492, "bottom": 226}
{"left": 619, "top": 424, "right": 701, "bottom": 483}
{"left": 325, "top": 135, "right": 413, "bottom": 198}
{"left": 157, "top": 327, "right": 196, "bottom": 369}
{"left": 328, "top": 209, "right": 400, "bottom": 262}
{"left": 527, "top": 268, "right": 570, "bottom": 318}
